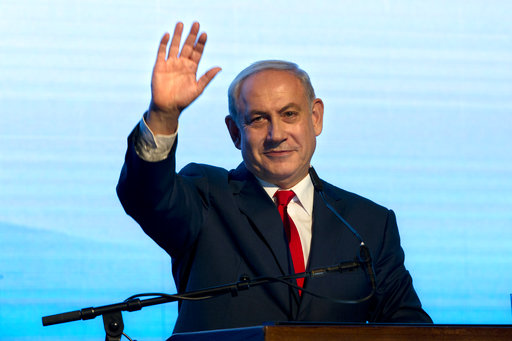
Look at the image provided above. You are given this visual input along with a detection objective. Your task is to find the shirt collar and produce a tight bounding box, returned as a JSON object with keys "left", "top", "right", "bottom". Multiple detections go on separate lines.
{"left": 257, "top": 173, "right": 315, "bottom": 217}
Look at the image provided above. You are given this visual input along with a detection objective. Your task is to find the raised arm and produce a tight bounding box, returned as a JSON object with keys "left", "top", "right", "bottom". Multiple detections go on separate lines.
{"left": 147, "top": 22, "right": 221, "bottom": 135}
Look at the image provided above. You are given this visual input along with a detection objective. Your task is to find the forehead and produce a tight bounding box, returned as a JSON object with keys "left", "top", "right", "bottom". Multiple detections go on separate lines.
{"left": 238, "top": 70, "right": 307, "bottom": 111}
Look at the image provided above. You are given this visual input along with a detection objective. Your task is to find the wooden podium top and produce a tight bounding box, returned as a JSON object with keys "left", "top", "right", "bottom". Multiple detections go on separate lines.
{"left": 169, "top": 324, "right": 512, "bottom": 341}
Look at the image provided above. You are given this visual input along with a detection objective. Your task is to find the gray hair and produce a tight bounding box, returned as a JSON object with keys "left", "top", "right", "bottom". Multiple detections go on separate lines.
{"left": 227, "top": 60, "right": 316, "bottom": 122}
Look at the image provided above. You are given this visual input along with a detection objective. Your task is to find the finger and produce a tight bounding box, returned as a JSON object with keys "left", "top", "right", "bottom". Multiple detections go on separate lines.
{"left": 197, "top": 67, "right": 222, "bottom": 93}
{"left": 190, "top": 32, "right": 207, "bottom": 65}
{"left": 156, "top": 33, "right": 170, "bottom": 63}
{"left": 179, "top": 22, "right": 200, "bottom": 59}
{"left": 168, "top": 22, "right": 184, "bottom": 59}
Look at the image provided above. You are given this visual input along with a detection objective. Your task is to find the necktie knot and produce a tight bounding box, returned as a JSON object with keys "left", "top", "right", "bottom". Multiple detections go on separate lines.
{"left": 274, "top": 190, "right": 295, "bottom": 207}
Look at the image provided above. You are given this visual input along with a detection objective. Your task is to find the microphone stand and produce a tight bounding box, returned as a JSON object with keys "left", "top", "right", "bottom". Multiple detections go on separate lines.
{"left": 42, "top": 259, "right": 364, "bottom": 341}
{"left": 43, "top": 167, "right": 378, "bottom": 341}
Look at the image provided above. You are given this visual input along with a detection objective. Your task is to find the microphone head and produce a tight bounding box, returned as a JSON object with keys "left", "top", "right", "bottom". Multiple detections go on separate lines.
{"left": 358, "top": 243, "right": 371, "bottom": 263}
{"left": 358, "top": 243, "right": 377, "bottom": 290}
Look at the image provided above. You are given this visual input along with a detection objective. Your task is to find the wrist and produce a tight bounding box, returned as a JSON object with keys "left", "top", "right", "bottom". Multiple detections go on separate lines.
{"left": 147, "top": 105, "right": 179, "bottom": 135}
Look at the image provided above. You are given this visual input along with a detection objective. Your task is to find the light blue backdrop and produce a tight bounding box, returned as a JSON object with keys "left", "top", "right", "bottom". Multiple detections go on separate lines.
{"left": 1, "top": 1, "right": 511, "bottom": 340}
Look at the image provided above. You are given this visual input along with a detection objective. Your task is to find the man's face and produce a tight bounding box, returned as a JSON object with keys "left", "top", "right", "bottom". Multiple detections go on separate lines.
{"left": 226, "top": 70, "right": 323, "bottom": 189}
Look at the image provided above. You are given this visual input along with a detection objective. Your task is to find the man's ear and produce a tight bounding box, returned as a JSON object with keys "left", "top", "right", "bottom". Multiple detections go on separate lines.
{"left": 311, "top": 98, "right": 324, "bottom": 136}
{"left": 225, "top": 115, "right": 242, "bottom": 150}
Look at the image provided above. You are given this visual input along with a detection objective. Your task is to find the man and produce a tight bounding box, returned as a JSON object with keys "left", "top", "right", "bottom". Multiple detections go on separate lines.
{"left": 117, "top": 22, "right": 432, "bottom": 334}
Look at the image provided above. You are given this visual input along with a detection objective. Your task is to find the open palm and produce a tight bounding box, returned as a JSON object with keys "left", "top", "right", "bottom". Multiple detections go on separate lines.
{"left": 149, "top": 22, "right": 221, "bottom": 133}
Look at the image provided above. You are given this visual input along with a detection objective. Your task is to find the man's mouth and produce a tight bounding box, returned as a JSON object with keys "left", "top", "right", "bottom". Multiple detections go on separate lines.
{"left": 263, "top": 149, "right": 293, "bottom": 157}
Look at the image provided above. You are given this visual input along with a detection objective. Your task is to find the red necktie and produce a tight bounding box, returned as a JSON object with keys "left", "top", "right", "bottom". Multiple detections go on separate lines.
{"left": 274, "top": 190, "right": 305, "bottom": 293}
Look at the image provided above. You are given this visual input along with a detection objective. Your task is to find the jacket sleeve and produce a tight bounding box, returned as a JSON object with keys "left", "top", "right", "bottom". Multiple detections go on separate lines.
{"left": 116, "top": 126, "right": 209, "bottom": 259}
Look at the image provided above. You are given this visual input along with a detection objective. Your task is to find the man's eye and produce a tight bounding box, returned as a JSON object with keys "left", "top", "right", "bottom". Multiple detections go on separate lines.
{"left": 283, "top": 111, "right": 298, "bottom": 118}
{"left": 250, "top": 116, "right": 265, "bottom": 124}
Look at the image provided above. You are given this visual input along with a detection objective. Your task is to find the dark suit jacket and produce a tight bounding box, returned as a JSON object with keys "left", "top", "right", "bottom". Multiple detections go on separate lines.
{"left": 117, "top": 131, "right": 432, "bottom": 333}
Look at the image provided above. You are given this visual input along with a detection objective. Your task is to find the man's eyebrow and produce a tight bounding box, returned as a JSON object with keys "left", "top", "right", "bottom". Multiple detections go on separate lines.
{"left": 278, "top": 103, "right": 301, "bottom": 113}
{"left": 246, "top": 103, "right": 302, "bottom": 115}
{"left": 247, "top": 109, "right": 267, "bottom": 116}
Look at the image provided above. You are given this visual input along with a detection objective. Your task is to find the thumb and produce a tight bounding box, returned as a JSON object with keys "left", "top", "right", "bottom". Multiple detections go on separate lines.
{"left": 197, "top": 67, "right": 222, "bottom": 93}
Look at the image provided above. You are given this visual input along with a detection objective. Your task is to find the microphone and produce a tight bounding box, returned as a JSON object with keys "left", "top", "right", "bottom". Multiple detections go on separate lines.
{"left": 309, "top": 167, "right": 377, "bottom": 291}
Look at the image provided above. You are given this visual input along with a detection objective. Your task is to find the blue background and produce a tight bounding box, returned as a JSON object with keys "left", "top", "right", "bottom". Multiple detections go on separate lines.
{"left": 1, "top": 1, "right": 511, "bottom": 340}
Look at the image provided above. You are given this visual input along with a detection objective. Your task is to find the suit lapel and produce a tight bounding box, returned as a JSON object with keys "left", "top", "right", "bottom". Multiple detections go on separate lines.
{"left": 230, "top": 163, "right": 292, "bottom": 277}
{"left": 307, "top": 191, "right": 353, "bottom": 269}
{"left": 299, "top": 186, "right": 362, "bottom": 311}
{"left": 229, "top": 163, "right": 300, "bottom": 313}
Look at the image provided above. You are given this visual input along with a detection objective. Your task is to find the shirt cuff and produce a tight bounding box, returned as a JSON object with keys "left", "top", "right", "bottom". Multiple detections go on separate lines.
{"left": 134, "top": 114, "right": 177, "bottom": 162}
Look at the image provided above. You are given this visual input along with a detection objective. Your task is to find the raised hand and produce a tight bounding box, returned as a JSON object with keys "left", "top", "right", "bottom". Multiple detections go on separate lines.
{"left": 147, "top": 22, "right": 221, "bottom": 135}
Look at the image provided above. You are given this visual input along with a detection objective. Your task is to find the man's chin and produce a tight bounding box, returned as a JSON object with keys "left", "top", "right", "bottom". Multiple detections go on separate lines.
{"left": 245, "top": 160, "right": 306, "bottom": 187}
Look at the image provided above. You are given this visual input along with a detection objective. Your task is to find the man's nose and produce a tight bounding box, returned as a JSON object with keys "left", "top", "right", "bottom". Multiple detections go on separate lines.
{"left": 267, "top": 119, "right": 286, "bottom": 142}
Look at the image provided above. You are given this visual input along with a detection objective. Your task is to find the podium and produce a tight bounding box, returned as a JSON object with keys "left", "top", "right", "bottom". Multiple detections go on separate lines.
{"left": 169, "top": 324, "right": 512, "bottom": 341}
